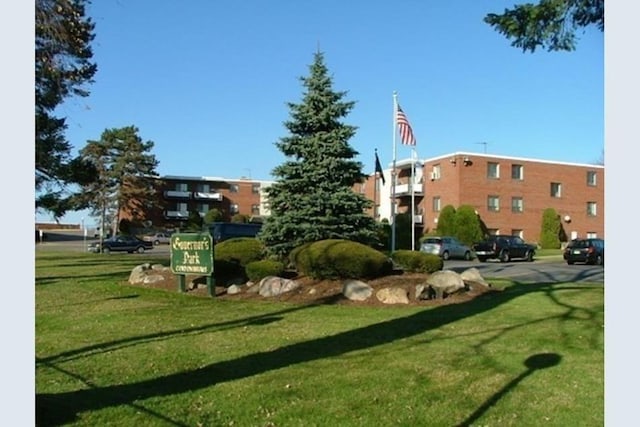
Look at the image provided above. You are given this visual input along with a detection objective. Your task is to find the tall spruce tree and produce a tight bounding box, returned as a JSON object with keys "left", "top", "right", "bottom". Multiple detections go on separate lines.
{"left": 259, "top": 51, "right": 379, "bottom": 258}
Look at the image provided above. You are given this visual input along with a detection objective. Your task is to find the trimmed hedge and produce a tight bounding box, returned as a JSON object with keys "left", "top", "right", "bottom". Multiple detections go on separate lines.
{"left": 245, "top": 260, "right": 285, "bottom": 282}
{"left": 214, "top": 237, "right": 264, "bottom": 267}
{"left": 391, "top": 250, "right": 443, "bottom": 273}
{"left": 291, "top": 239, "right": 393, "bottom": 280}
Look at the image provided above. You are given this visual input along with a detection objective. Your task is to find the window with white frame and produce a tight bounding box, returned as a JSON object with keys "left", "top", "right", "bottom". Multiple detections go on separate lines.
{"left": 251, "top": 204, "right": 260, "bottom": 215}
{"left": 550, "top": 182, "right": 562, "bottom": 198}
{"left": 252, "top": 183, "right": 261, "bottom": 194}
{"left": 487, "top": 162, "right": 500, "bottom": 179}
{"left": 511, "top": 229, "right": 523, "bottom": 238}
{"left": 431, "top": 164, "right": 441, "bottom": 180}
{"left": 487, "top": 195, "right": 500, "bottom": 211}
{"left": 511, "top": 164, "right": 523, "bottom": 180}
{"left": 175, "top": 182, "right": 188, "bottom": 192}
{"left": 587, "top": 231, "right": 598, "bottom": 238}
{"left": 587, "top": 171, "right": 597, "bottom": 186}
{"left": 432, "top": 196, "right": 441, "bottom": 212}
{"left": 196, "top": 183, "right": 210, "bottom": 193}
{"left": 587, "top": 201, "right": 597, "bottom": 216}
{"left": 487, "top": 228, "right": 499, "bottom": 235}
{"left": 230, "top": 203, "right": 239, "bottom": 214}
{"left": 230, "top": 184, "right": 239, "bottom": 193}
{"left": 511, "top": 197, "right": 523, "bottom": 213}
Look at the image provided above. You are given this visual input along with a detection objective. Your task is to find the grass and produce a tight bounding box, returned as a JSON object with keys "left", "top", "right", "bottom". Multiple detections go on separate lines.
{"left": 36, "top": 250, "right": 603, "bottom": 426}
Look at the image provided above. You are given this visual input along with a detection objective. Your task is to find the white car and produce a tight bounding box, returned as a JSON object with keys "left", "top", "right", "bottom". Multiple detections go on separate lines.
{"left": 142, "top": 232, "right": 171, "bottom": 245}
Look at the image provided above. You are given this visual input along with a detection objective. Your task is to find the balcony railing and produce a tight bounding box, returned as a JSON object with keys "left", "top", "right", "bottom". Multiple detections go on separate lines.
{"left": 164, "top": 211, "right": 189, "bottom": 219}
{"left": 413, "top": 215, "right": 423, "bottom": 224}
{"left": 394, "top": 180, "right": 424, "bottom": 196}
{"left": 193, "top": 191, "right": 223, "bottom": 201}
{"left": 164, "top": 190, "right": 191, "bottom": 199}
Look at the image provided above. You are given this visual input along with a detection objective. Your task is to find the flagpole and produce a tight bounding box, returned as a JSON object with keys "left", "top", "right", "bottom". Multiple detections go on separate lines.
{"left": 391, "top": 91, "right": 398, "bottom": 254}
{"left": 411, "top": 147, "right": 416, "bottom": 250}
{"left": 373, "top": 149, "right": 378, "bottom": 220}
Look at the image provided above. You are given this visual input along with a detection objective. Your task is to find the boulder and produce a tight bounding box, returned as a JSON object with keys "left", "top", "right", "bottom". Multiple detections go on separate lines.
{"left": 342, "top": 280, "right": 373, "bottom": 301}
{"left": 424, "top": 270, "right": 468, "bottom": 299}
{"left": 376, "top": 287, "right": 409, "bottom": 304}
{"left": 258, "top": 276, "right": 300, "bottom": 297}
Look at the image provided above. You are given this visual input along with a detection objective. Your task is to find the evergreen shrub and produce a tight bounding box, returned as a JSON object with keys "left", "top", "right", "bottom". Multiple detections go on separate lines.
{"left": 292, "top": 239, "right": 393, "bottom": 280}
{"left": 391, "top": 250, "right": 443, "bottom": 273}
{"left": 214, "top": 237, "right": 264, "bottom": 267}
{"left": 246, "top": 260, "right": 285, "bottom": 282}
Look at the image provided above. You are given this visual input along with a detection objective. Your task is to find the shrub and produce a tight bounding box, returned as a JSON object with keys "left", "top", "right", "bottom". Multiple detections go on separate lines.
{"left": 391, "top": 250, "right": 443, "bottom": 273}
{"left": 453, "top": 205, "right": 484, "bottom": 246}
{"left": 436, "top": 205, "right": 456, "bottom": 236}
{"left": 214, "top": 237, "right": 264, "bottom": 267}
{"left": 539, "top": 208, "right": 561, "bottom": 249}
{"left": 246, "top": 260, "right": 285, "bottom": 282}
{"left": 292, "top": 239, "right": 393, "bottom": 280}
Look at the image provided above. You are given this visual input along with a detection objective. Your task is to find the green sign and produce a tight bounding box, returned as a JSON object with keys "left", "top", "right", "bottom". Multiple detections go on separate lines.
{"left": 170, "top": 233, "right": 214, "bottom": 275}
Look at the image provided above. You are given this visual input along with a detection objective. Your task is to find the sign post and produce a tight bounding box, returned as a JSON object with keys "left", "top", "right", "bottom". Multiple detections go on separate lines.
{"left": 170, "top": 232, "right": 215, "bottom": 297}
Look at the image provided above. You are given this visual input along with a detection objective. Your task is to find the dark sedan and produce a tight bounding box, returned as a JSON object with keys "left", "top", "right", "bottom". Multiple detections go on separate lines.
{"left": 88, "top": 235, "right": 154, "bottom": 254}
{"left": 563, "top": 238, "right": 604, "bottom": 265}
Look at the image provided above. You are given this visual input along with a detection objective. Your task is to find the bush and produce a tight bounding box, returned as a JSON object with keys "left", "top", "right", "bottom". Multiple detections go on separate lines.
{"left": 292, "top": 239, "right": 393, "bottom": 280}
{"left": 245, "top": 260, "right": 285, "bottom": 282}
{"left": 391, "top": 250, "right": 443, "bottom": 273}
{"left": 539, "top": 208, "right": 561, "bottom": 249}
{"left": 214, "top": 237, "right": 264, "bottom": 267}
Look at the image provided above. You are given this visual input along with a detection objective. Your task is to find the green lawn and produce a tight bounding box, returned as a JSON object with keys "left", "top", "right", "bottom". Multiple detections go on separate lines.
{"left": 36, "top": 250, "right": 603, "bottom": 426}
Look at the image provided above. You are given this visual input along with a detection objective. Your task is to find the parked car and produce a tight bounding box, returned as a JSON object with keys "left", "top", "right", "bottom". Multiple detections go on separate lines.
{"left": 204, "top": 222, "right": 263, "bottom": 245}
{"left": 142, "top": 232, "right": 172, "bottom": 245}
{"left": 88, "top": 235, "right": 154, "bottom": 254}
{"left": 420, "top": 236, "right": 474, "bottom": 260}
{"left": 472, "top": 235, "right": 536, "bottom": 262}
{"left": 563, "top": 238, "right": 604, "bottom": 265}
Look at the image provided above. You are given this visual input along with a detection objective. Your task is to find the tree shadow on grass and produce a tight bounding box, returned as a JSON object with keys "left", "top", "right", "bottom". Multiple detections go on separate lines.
{"left": 35, "top": 281, "right": 599, "bottom": 426}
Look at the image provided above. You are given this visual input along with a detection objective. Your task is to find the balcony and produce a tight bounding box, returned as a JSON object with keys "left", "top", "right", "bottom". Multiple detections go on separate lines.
{"left": 413, "top": 215, "right": 423, "bottom": 224}
{"left": 164, "top": 190, "right": 191, "bottom": 199}
{"left": 193, "top": 191, "right": 223, "bottom": 201}
{"left": 164, "top": 211, "right": 189, "bottom": 219}
{"left": 394, "top": 180, "right": 424, "bottom": 196}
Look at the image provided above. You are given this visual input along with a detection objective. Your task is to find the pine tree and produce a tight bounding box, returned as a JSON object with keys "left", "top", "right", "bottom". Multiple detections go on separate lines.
{"left": 259, "top": 51, "right": 379, "bottom": 258}
{"left": 36, "top": 0, "right": 98, "bottom": 218}
{"left": 78, "top": 126, "right": 159, "bottom": 235}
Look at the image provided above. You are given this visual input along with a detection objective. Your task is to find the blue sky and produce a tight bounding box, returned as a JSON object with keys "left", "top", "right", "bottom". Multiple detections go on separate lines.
{"left": 37, "top": 0, "right": 603, "bottom": 224}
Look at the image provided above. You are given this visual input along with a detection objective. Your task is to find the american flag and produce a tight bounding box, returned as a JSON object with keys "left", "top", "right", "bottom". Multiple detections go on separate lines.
{"left": 396, "top": 104, "right": 416, "bottom": 146}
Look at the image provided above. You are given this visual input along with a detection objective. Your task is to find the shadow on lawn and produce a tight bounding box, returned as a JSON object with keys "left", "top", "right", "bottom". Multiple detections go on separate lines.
{"left": 36, "top": 281, "right": 601, "bottom": 426}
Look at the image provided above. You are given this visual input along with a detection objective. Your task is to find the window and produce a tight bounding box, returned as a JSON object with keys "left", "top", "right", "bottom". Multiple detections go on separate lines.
{"left": 587, "top": 232, "right": 598, "bottom": 238}
{"left": 550, "top": 182, "right": 562, "bottom": 198}
{"left": 512, "top": 229, "right": 523, "bottom": 239}
{"left": 487, "top": 162, "right": 500, "bottom": 179}
{"left": 252, "top": 183, "right": 261, "bottom": 194}
{"left": 432, "top": 196, "right": 441, "bottom": 212}
{"left": 176, "top": 202, "right": 188, "bottom": 212}
{"left": 230, "top": 184, "right": 239, "bottom": 193}
{"left": 230, "top": 203, "right": 239, "bottom": 214}
{"left": 196, "top": 183, "right": 210, "bottom": 193}
{"left": 487, "top": 228, "right": 499, "bottom": 235}
{"left": 487, "top": 195, "right": 500, "bottom": 212}
{"left": 431, "top": 164, "right": 441, "bottom": 180}
{"left": 197, "top": 203, "right": 209, "bottom": 214}
{"left": 251, "top": 204, "right": 260, "bottom": 215}
{"left": 175, "top": 182, "right": 188, "bottom": 192}
{"left": 511, "top": 164, "right": 523, "bottom": 180}
{"left": 511, "top": 197, "right": 523, "bottom": 213}
{"left": 587, "top": 202, "right": 597, "bottom": 216}
{"left": 587, "top": 171, "right": 597, "bottom": 186}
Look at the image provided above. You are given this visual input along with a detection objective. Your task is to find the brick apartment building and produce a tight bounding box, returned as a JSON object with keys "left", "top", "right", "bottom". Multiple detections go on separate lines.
{"left": 143, "top": 175, "right": 273, "bottom": 229}
{"left": 361, "top": 152, "right": 604, "bottom": 243}
{"left": 139, "top": 151, "right": 603, "bottom": 244}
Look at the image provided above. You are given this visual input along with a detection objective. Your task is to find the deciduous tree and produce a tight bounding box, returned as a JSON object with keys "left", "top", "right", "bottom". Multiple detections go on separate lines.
{"left": 259, "top": 52, "right": 379, "bottom": 258}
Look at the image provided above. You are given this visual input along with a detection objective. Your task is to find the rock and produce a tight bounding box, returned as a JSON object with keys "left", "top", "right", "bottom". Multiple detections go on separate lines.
{"left": 129, "top": 263, "right": 152, "bottom": 284}
{"left": 227, "top": 284, "right": 242, "bottom": 295}
{"left": 376, "top": 287, "right": 409, "bottom": 304}
{"left": 258, "top": 276, "right": 300, "bottom": 297}
{"left": 424, "top": 270, "right": 468, "bottom": 299}
{"left": 342, "top": 280, "right": 373, "bottom": 301}
{"left": 460, "top": 267, "right": 491, "bottom": 288}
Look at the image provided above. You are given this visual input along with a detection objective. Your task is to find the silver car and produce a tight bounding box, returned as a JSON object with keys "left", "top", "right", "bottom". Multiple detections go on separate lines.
{"left": 420, "top": 236, "right": 474, "bottom": 260}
